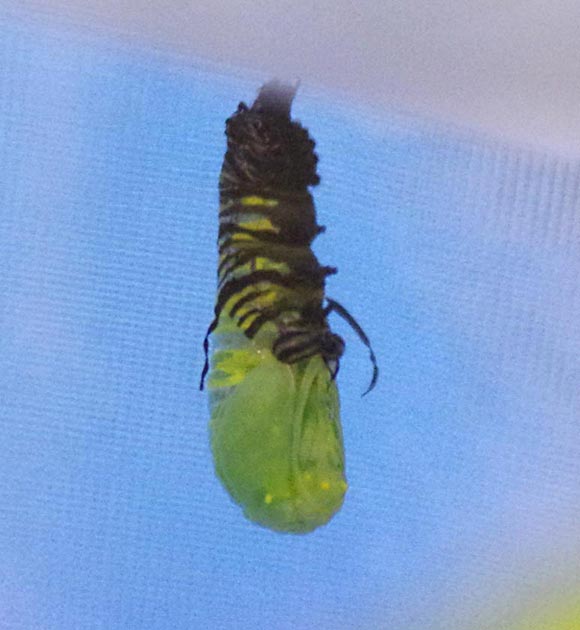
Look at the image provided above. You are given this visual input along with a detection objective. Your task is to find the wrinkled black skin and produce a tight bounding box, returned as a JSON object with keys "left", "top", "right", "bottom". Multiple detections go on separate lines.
{"left": 222, "top": 81, "right": 320, "bottom": 196}
{"left": 200, "top": 82, "right": 378, "bottom": 395}
{"left": 218, "top": 81, "right": 343, "bottom": 361}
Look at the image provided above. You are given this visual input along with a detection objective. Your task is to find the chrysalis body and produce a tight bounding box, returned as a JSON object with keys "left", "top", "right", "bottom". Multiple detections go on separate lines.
{"left": 208, "top": 317, "right": 345, "bottom": 533}
{"left": 204, "top": 82, "right": 350, "bottom": 534}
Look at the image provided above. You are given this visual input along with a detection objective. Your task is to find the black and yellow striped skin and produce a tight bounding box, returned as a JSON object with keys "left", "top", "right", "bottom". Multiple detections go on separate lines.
{"left": 213, "top": 82, "right": 345, "bottom": 368}
{"left": 204, "top": 82, "right": 353, "bottom": 534}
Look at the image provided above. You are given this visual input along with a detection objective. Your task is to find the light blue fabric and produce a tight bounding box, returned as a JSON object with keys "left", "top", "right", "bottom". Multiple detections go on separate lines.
{"left": 1, "top": 11, "right": 579, "bottom": 630}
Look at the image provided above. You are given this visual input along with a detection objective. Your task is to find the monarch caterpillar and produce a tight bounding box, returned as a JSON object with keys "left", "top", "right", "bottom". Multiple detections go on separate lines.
{"left": 200, "top": 81, "right": 377, "bottom": 534}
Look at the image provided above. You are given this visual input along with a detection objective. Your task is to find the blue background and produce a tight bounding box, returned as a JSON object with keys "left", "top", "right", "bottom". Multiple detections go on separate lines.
{"left": 1, "top": 11, "right": 579, "bottom": 630}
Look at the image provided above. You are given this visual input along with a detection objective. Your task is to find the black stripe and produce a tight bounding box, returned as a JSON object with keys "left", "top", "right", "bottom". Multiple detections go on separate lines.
{"left": 283, "top": 347, "right": 319, "bottom": 364}
{"left": 274, "top": 331, "right": 315, "bottom": 353}
{"left": 237, "top": 307, "right": 262, "bottom": 327}
{"left": 275, "top": 337, "right": 319, "bottom": 363}
{"left": 215, "top": 270, "right": 313, "bottom": 319}
{"left": 217, "top": 236, "right": 242, "bottom": 254}
{"left": 229, "top": 289, "right": 265, "bottom": 317}
{"left": 217, "top": 252, "right": 240, "bottom": 278}
{"left": 245, "top": 310, "right": 278, "bottom": 339}
{"left": 217, "top": 235, "right": 282, "bottom": 255}
{"left": 272, "top": 330, "right": 310, "bottom": 349}
{"left": 218, "top": 250, "right": 258, "bottom": 280}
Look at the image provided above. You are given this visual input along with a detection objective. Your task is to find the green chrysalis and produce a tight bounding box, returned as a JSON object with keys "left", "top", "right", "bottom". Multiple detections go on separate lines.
{"left": 207, "top": 316, "right": 346, "bottom": 533}
{"left": 200, "top": 81, "right": 377, "bottom": 534}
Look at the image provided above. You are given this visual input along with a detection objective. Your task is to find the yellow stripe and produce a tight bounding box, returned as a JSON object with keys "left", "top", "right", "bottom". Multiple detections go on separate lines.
{"left": 240, "top": 195, "right": 279, "bottom": 207}
{"left": 238, "top": 217, "right": 276, "bottom": 232}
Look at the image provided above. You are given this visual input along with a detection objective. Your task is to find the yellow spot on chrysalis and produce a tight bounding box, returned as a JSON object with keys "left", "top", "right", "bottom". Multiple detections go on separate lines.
{"left": 264, "top": 493, "right": 273, "bottom": 504}
{"left": 207, "top": 347, "right": 263, "bottom": 388}
{"left": 320, "top": 481, "right": 330, "bottom": 491}
{"left": 241, "top": 196, "right": 278, "bottom": 207}
{"left": 341, "top": 481, "right": 348, "bottom": 491}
